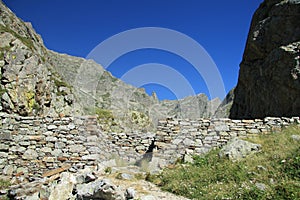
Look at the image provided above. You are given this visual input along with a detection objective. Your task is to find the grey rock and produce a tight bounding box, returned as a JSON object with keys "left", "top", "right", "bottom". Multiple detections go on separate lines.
{"left": 125, "top": 187, "right": 136, "bottom": 199}
{"left": 45, "top": 136, "right": 57, "bottom": 142}
{"left": 47, "top": 125, "right": 57, "bottom": 130}
{"left": 76, "top": 172, "right": 96, "bottom": 184}
{"left": 69, "top": 144, "right": 86, "bottom": 153}
{"left": 291, "top": 134, "right": 300, "bottom": 141}
{"left": 219, "top": 138, "right": 261, "bottom": 160}
{"left": 49, "top": 172, "right": 76, "bottom": 200}
{"left": 51, "top": 149, "right": 62, "bottom": 157}
{"left": 0, "top": 144, "right": 9, "bottom": 151}
{"left": 22, "top": 149, "right": 38, "bottom": 160}
{"left": 76, "top": 179, "right": 125, "bottom": 200}
{"left": 117, "top": 173, "right": 134, "bottom": 180}
{"left": 230, "top": 0, "right": 300, "bottom": 119}
{"left": 25, "top": 192, "right": 40, "bottom": 200}
{"left": 0, "top": 152, "right": 8, "bottom": 158}
{"left": 255, "top": 183, "right": 268, "bottom": 191}
{"left": 82, "top": 154, "right": 100, "bottom": 161}
{"left": 3, "top": 165, "right": 15, "bottom": 175}
{"left": 140, "top": 195, "right": 156, "bottom": 200}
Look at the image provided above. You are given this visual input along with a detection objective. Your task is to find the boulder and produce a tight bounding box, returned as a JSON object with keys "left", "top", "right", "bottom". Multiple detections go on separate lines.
{"left": 76, "top": 179, "right": 125, "bottom": 200}
{"left": 48, "top": 172, "right": 76, "bottom": 200}
{"left": 219, "top": 138, "right": 261, "bottom": 160}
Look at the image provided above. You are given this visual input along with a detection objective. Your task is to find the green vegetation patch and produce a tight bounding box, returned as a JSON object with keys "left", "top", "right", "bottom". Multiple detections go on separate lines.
{"left": 150, "top": 125, "right": 300, "bottom": 199}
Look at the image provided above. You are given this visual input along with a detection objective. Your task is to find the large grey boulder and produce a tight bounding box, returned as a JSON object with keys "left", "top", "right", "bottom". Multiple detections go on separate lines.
{"left": 76, "top": 179, "right": 125, "bottom": 200}
{"left": 49, "top": 172, "right": 76, "bottom": 200}
{"left": 219, "top": 138, "right": 261, "bottom": 160}
{"left": 230, "top": 0, "right": 300, "bottom": 119}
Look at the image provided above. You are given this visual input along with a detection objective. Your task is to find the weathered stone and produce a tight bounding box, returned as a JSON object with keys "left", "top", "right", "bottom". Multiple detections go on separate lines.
{"left": 82, "top": 154, "right": 100, "bottom": 161}
{"left": 0, "top": 144, "right": 9, "bottom": 151}
{"left": 51, "top": 149, "right": 63, "bottom": 157}
{"left": 49, "top": 172, "right": 76, "bottom": 200}
{"left": 42, "top": 157, "right": 55, "bottom": 162}
{"left": 117, "top": 173, "right": 134, "bottom": 180}
{"left": 45, "top": 136, "right": 57, "bottom": 142}
{"left": 76, "top": 172, "right": 96, "bottom": 184}
{"left": 219, "top": 138, "right": 261, "bottom": 160}
{"left": 42, "top": 164, "right": 71, "bottom": 177}
{"left": 22, "top": 149, "right": 38, "bottom": 160}
{"left": 125, "top": 187, "right": 136, "bottom": 199}
{"left": 47, "top": 125, "right": 57, "bottom": 130}
{"left": 69, "top": 144, "right": 86, "bottom": 153}
{"left": 230, "top": 0, "right": 300, "bottom": 119}
{"left": 3, "top": 165, "right": 15, "bottom": 175}
{"left": 41, "top": 147, "right": 52, "bottom": 153}
{"left": 291, "top": 135, "right": 300, "bottom": 141}
{"left": 76, "top": 179, "right": 125, "bottom": 200}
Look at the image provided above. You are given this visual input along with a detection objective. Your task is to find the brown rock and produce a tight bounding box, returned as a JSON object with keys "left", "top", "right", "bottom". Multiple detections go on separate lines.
{"left": 42, "top": 164, "right": 71, "bottom": 177}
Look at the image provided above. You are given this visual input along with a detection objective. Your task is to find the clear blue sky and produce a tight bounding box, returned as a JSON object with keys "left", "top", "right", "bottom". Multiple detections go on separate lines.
{"left": 3, "top": 0, "right": 263, "bottom": 100}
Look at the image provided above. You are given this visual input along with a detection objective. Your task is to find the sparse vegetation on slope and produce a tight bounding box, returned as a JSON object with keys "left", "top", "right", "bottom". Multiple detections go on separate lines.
{"left": 149, "top": 126, "right": 300, "bottom": 199}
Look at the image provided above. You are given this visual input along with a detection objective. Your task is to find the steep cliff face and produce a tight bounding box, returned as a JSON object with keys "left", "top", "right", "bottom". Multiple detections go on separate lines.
{"left": 230, "top": 0, "right": 300, "bottom": 119}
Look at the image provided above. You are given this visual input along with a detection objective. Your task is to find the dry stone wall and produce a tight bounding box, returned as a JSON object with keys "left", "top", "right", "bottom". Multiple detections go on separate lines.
{"left": 0, "top": 113, "right": 154, "bottom": 180}
{"left": 154, "top": 117, "right": 300, "bottom": 164}
{"left": 0, "top": 112, "right": 299, "bottom": 180}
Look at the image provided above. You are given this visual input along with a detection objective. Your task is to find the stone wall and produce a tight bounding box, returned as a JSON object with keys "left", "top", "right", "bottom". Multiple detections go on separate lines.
{"left": 154, "top": 117, "right": 300, "bottom": 164}
{"left": 0, "top": 113, "right": 154, "bottom": 180}
{"left": 0, "top": 113, "right": 299, "bottom": 180}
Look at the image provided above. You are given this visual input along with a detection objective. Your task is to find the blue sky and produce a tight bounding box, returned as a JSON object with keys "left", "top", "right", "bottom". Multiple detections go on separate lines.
{"left": 3, "top": 0, "right": 263, "bottom": 100}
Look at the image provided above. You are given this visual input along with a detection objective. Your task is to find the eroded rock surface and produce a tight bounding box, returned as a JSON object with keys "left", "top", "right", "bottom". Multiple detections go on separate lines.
{"left": 230, "top": 0, "right": 300, "bottom": 119}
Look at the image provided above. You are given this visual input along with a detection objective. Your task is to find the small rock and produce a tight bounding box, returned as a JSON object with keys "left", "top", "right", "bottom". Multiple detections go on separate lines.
{"left": 47, "top": 125, "right": 57, "bottom": 130}
{"left": 117, "top": 173, "right": 134, "bottom": 180}
{"left": 291, "top": 135, "right": 300, "bottom": 141}
{"left": 3, "top": 165, "right": 15, "bottom": 176}
{"left": 255, "top": 183, "right": 268, "bottom": 191}
{"left": 76, "top": 173, "right": 96, "bottom": 184}
{"left": 22, "top": 149, "right": 38, "bottom": 160}
{"left": 125, "top": 187, "right": 136, "bottom": 199}
{"left": 140, "top": 195, "right": 156, "bottom": 200}
{"left": 0, "top": 144, "right": 9, "bottom": 151}
{"left": 25, "top": 192, "right": 39, "bottom": 200}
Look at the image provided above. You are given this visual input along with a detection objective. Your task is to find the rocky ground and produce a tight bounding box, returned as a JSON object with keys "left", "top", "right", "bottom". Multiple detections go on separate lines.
{"left": 2, "top": 163, "right": 190, "bottom": 200}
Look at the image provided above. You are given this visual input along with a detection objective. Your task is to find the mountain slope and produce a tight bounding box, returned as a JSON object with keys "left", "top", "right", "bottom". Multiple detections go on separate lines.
{"left": 0, "top": 1, "right": 221, "bottom": 131}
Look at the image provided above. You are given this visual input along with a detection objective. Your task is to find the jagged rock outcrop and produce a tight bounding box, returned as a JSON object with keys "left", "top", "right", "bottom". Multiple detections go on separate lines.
{"left": 230, "top": 0, "right": 300, "bottom": 119}
{"left": 214, "top": 88, "right": 234, "bottom": 118}
{"left": 0, "top": 2, "right": 81, "bottom": 117}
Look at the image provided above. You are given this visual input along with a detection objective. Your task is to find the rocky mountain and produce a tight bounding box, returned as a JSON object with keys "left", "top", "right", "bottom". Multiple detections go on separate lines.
{"left": 214, "top": 88, "right": 234, "bottom": 118}
{"left": 0, "top": 2, "right": 82, "bottom": 117}
{"left": 230, "top": 0, "right": 300, "bottom": 119}
{"left": 0, "top": 1, "right": 220, "bottom": 132}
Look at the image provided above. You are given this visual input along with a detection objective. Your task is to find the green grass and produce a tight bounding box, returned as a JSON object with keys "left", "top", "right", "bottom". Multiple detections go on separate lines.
{"left": 0, "top": 179, "right": 10, "bottom": 200}
{"left": 149, "top": 125, "right": 300, "bottom": 200}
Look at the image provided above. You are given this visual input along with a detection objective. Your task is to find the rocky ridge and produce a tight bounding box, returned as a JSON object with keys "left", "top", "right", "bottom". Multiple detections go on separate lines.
{"left": 0, "top": 2, "right": 82, "bottom": 118}
{"left": 230, "top": 0, "right": 300, "bottom": 119}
